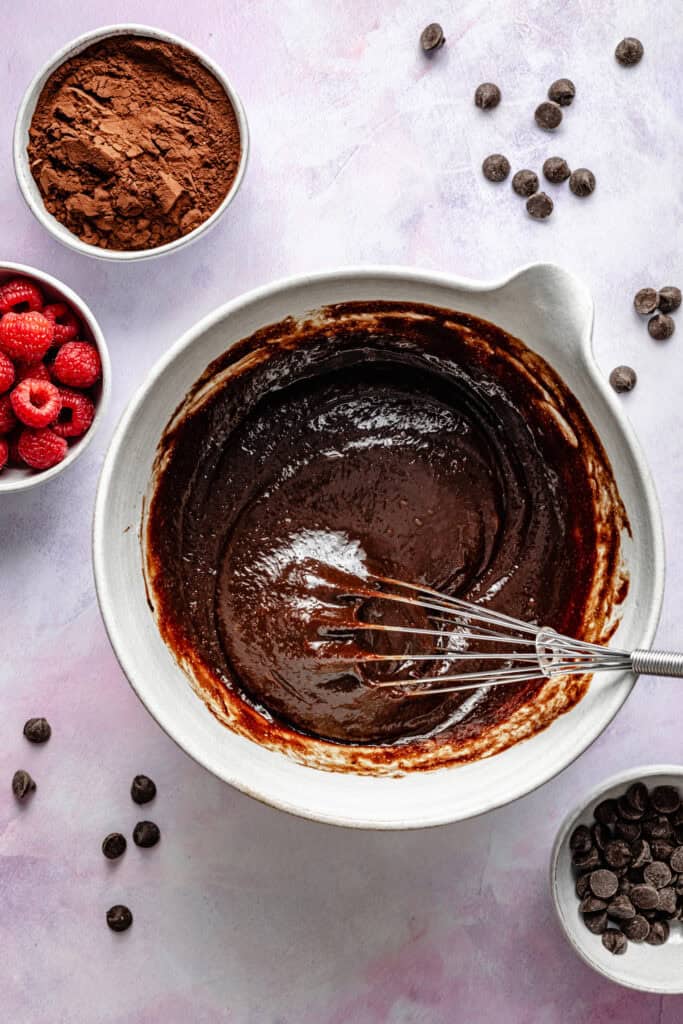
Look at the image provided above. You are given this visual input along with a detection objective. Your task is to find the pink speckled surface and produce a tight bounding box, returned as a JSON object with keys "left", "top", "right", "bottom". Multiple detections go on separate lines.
{"left": 1, "top": 2, "right": 682, "bottom": 1021}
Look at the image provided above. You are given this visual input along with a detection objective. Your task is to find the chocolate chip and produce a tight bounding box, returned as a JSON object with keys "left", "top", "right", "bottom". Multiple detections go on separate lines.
{"left": 623, "top": 915, "right": 650, "bottom": 942}
{"left": 474, "top": 83, "right": 501, "bottom": 110}
{"left": 658, "top": 286, "right": 682, "bottom": 314}
{"left": 512, "top": 169, "right": 539, "bottom": 197}
{"left": 626, "top": 781, "right": 649, "bottom": 812}
{"left": 535, "top": 101, "right": 562, "bottom": 131}
{"left": 576, "top": 874, "right": 591, "bottom": 898}
{"left": 657, "top": 886, "right": 677, "bottom": 915}
{"left": 595, "top": 799, "right": 619, "bottom": 827}
{"left": 615, "top": 37, "right": 644, "bottom": 67}
{"left": 604, "top": 840, "right": 632, "bottom": 869}
{"left": 131, "top": 774, "right": 156, "bottom": 805}
{"left": 543, "top": 157, "right": 571, "bottom": 184}
{"left": 592, "top": 823, "right": 612, "bottom": 852}
{"left": 420, "top": 23, "right": 445, "bottom": 52}
{"left": 573, "top": 846, "right": 602, "bottom": 872}
{"left": 106, "top": 905, "right": 133, "bottom": 932}
{"left": 584, "top": 911, "right": 608, "bottom": 934}
{"left": 606, "top": 894, "right": 636, "bottom": 921}
{"left": 675, "top": 824, "right": 683, "bottom": 845}
{"left": 615, "top": 819, "right": 641, "bottom": 842}
{"left": 617, "top": 795, "right": 644, "bottom": 821}
{"left": 526, "top": 192, "right": 553, "bottom": 219}
{"left": 590, "top": 869, "right": 619, "bottom": 899}
{"left": 581, "top": 894, "right": 607, "bottom": 913}
{"left": 618, "top": 877, "right": 633, "bottom": 895}
{"left": 645, "top": 920, "right": 669, "bottom": 945}
{"left": 644, "top": 861, "right": 672, "bottom": 889}
{"left": 669, "top": 847, "right": 683, "bottom": 873}
{"left": 482, "top": 154, "right": 510, "bottom": 182}
{"left": 102, "top": 832, "right": 127, "bottom": 860}
{"left": 633, "top": 288, "right": 659, "bottom": 316}
{"left": 547, "top": 78, "right": 575, "bottom": 107}
{"left": 569, "top": 168, "right": 596, "bottom": 197}
{"left": 652, "top": 785, "right": 681, "bottom": 814}
{"left": 650, "top": 839, "right": 673, "bottom": 862}
{"left": 23, "top": 717, "right": 51, "bottom": 743}
{"left": 133, "top": 820, "right": 160, "bottom": 848}
{"left": 643, "top": 814, "right": 673, "bottom": 839}
{"left": 602, "top": 928, "right": 627, "bottom": 955}
{"left": 12, "top": 769, "right": 36, "bottom": 801}
{"left": 570, "top": 824, "right": 593, "bottom": 854}
{"left": 609, "top": 366, "right": 636, "bottom": 394}
{"left": 631, "top": 883, "right": 659, "bottom": 910}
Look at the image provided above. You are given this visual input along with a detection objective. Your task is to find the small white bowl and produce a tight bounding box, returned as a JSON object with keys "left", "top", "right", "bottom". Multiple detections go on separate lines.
{"left": 551, "top": 765, "right": 683, "bottom": 993}
{"left": 13, "top": 24, "right": 249, "bottom": 262}
{"left": 0, "top": 261, "right": 110, "bottom": 494}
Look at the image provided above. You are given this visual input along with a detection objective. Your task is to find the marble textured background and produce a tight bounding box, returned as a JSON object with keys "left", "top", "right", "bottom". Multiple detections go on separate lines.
{"left": 1, "top": 1, "right": 682, "bottom": 1021}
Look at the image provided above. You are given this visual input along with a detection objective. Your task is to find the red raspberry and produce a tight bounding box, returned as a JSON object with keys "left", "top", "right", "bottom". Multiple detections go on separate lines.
{"left": 17, "top": 427, "right": 67, "bottom": 470}
{"left": 11, "top": 378, "right": 62, "bottom": 428}
{"left": 0, "top": 438, "right": 7, "bottom": 471}
{"left": 53, "top": 387, "right": 94, "bottom": 438}
{"left": 0, "top": 351, "right": 15, "bottom": 394}
{"left": 0, "top": 394, "right": 17, "bottom": 434}
{"left": 0, "top": 311, "right": 54, "bottom": 362}
{"left": 43, "top": 303, "right": 80, "bottom": 344}
{"left": 6, "top": 430, "right": 23, "bottom": 466}
{"left": 15, "top": 361, "right": 51, "bottom": 384}
{"left": 0, "top": 277, "right": 44, "bottom": 314}
{"left": 52, "top": 341, "right": 101, "bottom": 388}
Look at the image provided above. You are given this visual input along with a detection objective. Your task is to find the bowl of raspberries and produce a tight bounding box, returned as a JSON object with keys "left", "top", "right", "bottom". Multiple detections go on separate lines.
{"left": 0, "top": 261, "right": 109, "bottom": 491}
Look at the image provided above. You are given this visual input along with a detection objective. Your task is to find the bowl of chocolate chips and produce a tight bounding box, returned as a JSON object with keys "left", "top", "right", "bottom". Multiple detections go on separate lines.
{"left": 552, "top": 766, "right": 683, "bottom": 993}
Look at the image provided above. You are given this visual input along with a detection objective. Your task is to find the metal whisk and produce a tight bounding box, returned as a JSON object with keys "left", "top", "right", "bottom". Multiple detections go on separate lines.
{"left": 324, "top": 574, "right": 683, "bottom": 695}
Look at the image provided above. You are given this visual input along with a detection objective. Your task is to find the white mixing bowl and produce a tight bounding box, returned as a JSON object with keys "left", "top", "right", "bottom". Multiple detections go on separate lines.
{"left": 93, "top": 264, "right": 664, "bottom": 828}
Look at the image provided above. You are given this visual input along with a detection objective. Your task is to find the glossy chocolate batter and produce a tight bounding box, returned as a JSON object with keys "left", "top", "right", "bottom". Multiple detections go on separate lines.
{"left": 146, "top": 301, "right": 626, "bottom": 766}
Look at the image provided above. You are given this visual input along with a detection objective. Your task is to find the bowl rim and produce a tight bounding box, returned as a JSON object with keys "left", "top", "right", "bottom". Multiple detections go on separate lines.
{"left": 13, "top": 22, "right": 250, "bottom": 262}
{"left": 93, "top": 262, "right": 666, "bottom": 828}
{"left": 0, "top": 260, "right": 110, "bottom": 494}
{"left": 550, "top": 764, "right": 683, "bottom": 993}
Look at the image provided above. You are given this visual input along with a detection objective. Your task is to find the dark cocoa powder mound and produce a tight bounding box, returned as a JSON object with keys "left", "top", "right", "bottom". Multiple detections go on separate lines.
{"left": 27, "top": 35, "right": 241, "bottom": 251}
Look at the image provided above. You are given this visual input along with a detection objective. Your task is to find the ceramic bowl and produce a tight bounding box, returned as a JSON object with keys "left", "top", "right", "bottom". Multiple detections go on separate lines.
{"left": 93, "top": 264, "right": 664, "bottom": 828}
{"left": 551, "top": 766, "right": 683, "bottom": 993}
{"left": 13, "top": 24, "right": 249, "bottom": 262}
{"left": 0, "top": 261, "right": 110, "bottom": 494}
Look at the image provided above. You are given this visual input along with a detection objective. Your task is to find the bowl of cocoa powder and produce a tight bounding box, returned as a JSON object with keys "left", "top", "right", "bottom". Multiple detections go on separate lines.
{"left": 13, "top": 25, "right": 249, "bottom": 260}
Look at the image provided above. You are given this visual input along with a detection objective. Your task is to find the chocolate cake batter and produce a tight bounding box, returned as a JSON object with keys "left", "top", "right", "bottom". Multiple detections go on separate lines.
{"left": 146, "top": 301, "right": 627, "bottom": 771}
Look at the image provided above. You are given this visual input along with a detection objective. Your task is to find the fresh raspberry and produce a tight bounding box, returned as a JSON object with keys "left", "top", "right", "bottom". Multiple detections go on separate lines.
{"left": 17, "top": 427, "right": 67, "bottom": 470}
{"left": 10, "top": 378, "right": 62, "bottom": 428}
{"left": 0, "top": 438, "right": 7, "bottom": 471}
{"left": 0, "top": 351, "right": 15, "bottom": 394}
{"left": 0, "top": 278, "right": 44, "bottom": 314}
{"left": 0, "top": 311, "right": 54, "bottom": 362}
{"left": 15, "top": 360, "right": 51, "bottom": 384}
{"left": 52, "top": 341, "right": 101, "bottom": 388}
{"left": 43, "top": 303, "right": 80, "bottom": 344}
{"left": 0, "top": 394, "right": 17, "bottom": 434}
{"left": 53, "top": 387, "right": 94, "bottom": 438}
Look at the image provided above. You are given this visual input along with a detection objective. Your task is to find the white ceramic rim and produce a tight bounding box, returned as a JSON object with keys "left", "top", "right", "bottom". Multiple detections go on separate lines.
{"left": 93, "top": 263, "right": 665, "bottom": 828}
{"left": 0, "top": 260, "right": 110, "bottom": 494}
{"left": 550, "top": 764, "right": 683, "bottom": 993}
{"left": 13, "top": 23, "right": 250, "bottom": 262}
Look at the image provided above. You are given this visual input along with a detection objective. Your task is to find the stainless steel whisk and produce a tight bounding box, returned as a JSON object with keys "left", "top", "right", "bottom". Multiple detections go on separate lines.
{"left": 328, "top": 575, "right": 683, "bottom": 695}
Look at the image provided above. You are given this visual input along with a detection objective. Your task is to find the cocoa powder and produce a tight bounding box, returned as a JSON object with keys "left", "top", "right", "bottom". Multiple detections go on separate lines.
{"left": 27, "top": 35, "right": 241, "bottom": 251}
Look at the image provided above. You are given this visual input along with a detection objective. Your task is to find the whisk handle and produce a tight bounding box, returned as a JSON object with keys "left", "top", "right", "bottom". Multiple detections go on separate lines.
{"left": 631, "top": 650, "right": 683, "bottom": 678}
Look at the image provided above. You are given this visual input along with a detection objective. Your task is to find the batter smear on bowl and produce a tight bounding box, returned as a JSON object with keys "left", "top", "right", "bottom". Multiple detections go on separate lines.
{"left": 145, "top": 301, "right": 628, "bottom": 773}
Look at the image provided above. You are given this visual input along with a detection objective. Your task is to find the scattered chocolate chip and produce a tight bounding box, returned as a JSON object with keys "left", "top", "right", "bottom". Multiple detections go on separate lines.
{"left": 543, "top": 156, "right": 571, "bottom": 184}
{"left": 106, "top": 905, "right": 133, "bottom": 932}
{"left": 12, "top": 769, "right": 36, "bottom": 801}
{"left": 474, "top": 83, "right": 501, "bottom": 110}
{"left": 615, "top": 37, "right": 644, "bottom": 67}
{"left": 590, "top": 869, "right": 619, "bottom": 899}
{"left": 584, "top": 910, "right": 608, "bottom": 934}
{"left": 482, "top": 154, "right": 510, "bottom": 182}
{"left": 626, "top": 781, "right": 649, "bottom": 812}
{"left": 102, "top": 833, "right": 127, "bottom": 860}
{"left": 631, "top": 883, "right": 659, "bottom": 910}
{"left": 670, "top": 847, "right": 683, "bottom": 873}
{"left": 644, "top": 861, "right": 672, "bottom": 889}
{"left": 652, "top": 786, "right": 681, "bottom": 815}
{"left": 602, "top": 928, "right": 627, "bottom": 955}
{"left": 547, "top": 78, "right": 575, "bottom": 107}
{"left": 23, "top": 717, "right": 51, "bottom": 743}
{"left": 131, "top": 775, "right": 157, "bottom": 805}
{"left": 420, "top": 23, "right": 445, "bottom": 52}
{"left": 570, "top": 824, "right": 593, "bottom": 854}
{"left": 133, "top": 820, "right": 160, "bottom": 848}
{"left": 615, "top": 819, "right": 641, "bottom": 842}
{"left": 569, "top": 168, "right": 596, "bottom": 197}
{"left": 592, "top": 823, "right": 612, "bottom": 852}
{"left": 604, "top": 840, "right": 632, "bottom": 870}
{"left": 573, "top": 846, "right": 602, "bottom": 872}
{"left": 647, "top": 315, "right": 675, "bottom": 342}
{"left": 658, "top": 286, "right": 682, "bottom": 314}
{"left": 535, "top": 101, "right": 563, "bottom": 131}
{"left": 595, "top": 799, "right": 619, "bottom": 827}
{"left": 650, "top": 839, "right": 674, "bottom": 862}
{"left": 645, "top": 920, "right": 669, "bottom": 945}
{"left": 609, "top": 366, "right": 637, "bottom": 394}
{"left": 526, "top": 192, "right": 553, "bottom": 219}
{"left": 633, "top": 288, "right": 659, "bottom": 316}
{"left": 623, "top": 914, "right": 650, "bottom": 942}
{"left": 512, "top": 169, "right": 539, "bottom": 197}
{"left": 657, "top": 886, "right": 677, "bottom": 915}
